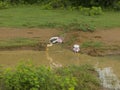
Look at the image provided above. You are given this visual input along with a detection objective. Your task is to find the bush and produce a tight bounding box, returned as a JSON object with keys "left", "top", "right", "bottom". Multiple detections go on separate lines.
{"left": 79, "top": 6, "right": 103, "bottom": 16}
{"left": 40, "top": 0, "right": 71, "bottom": 9}
{"left": 2, "top": 62, "right": 77, "bottom": 90}
{"left": 0, "top": 62, "right": 101, "bottom": 90}
{"left": 0, "top": 66, "right": 3, "bottom": 90}
{"left": 56, "top": 65, "right": 100, "bottom": 90}
{"left": 114, "top": 1, "right": 120, "bottom": 11}
{"left": 48, "top": 0, "right": 64, "bottom": 9}
{"left": 65, "top": 22, "right": 95, "bottom": 32}
{"left": 0, "top": 1, "right": 9, "bottom": 9}
{"left": 40, "top": 0, "right": 63, "bottom": 9}
{"left": 90, "top": 6, "right": 103, "bottom": 15}
{"left": 3, "top": 63, "right": 40, "bottom": 90}
{"left": 0, "top": 0, "right": 119, "bottom": 9}
{"left": 40, "top": 4, "right": 53, "bottom": 10}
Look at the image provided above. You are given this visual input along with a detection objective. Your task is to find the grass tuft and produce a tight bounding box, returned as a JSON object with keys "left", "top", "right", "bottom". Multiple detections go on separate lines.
{"left": 81, "top": 41, "right": 103, "bottom": 48}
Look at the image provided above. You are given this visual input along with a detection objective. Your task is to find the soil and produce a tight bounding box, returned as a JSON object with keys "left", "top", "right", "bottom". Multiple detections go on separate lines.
{"left": 0, "top": 27, "right": 60, "bottom": 41}
{"left": 0, "top": 27, "right": 120, "bottom": 56}
{"left": 64, "top": 28, "right": 120, "bottom": 56}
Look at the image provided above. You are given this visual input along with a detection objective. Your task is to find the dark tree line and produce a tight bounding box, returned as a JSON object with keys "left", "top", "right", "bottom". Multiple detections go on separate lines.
{"left": 0, "top": 0, "right": 120, "bottom": 8}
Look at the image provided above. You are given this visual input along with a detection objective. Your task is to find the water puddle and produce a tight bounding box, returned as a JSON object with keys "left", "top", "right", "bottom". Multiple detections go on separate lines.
{"left": 96, "top": 67, "right": 120, "bottom": 90}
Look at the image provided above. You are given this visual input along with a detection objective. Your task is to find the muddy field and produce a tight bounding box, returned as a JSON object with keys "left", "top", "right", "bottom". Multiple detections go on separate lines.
{"left": 0, "top": 27, "right": 120, "bottom": 44}
{"left": 0, "top": 28, "right": 60, "bottom": 41}
{"left": 0, "top": 27, "right": 120, "bottom": 55}
{"left": 0, "top": 27, "right": 120, "bottom": 78}
{"left": 65, "top": 28, "right": 120, "bottom": 56}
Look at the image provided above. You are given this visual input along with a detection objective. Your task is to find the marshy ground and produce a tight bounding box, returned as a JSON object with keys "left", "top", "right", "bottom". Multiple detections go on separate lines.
{"left": 0, "top": 27, "right": 120, "bottom": 56}
{"left": 0, "top": 27, "right": 120, "bottom": 78}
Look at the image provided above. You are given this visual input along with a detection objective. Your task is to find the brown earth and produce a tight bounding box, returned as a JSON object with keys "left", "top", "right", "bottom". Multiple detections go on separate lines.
{"left": 0, "top": 27, "right": 120, "bottom": 56}
{"left": 64, "top": 28, "right": 120, "bottom": 56}
{"left": 0, "top": 27, "right": 61, "bottom": 41}
{"left": 66, "top": 28, "right": 120, "bottom": 45}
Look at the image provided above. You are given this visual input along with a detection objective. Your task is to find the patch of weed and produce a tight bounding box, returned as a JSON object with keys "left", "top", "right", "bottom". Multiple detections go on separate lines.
{"left": 81, "top": 41, "right": 103, "bottom": 48}
{"left": 64, "top": 22, "right": 96, "bottom": 32}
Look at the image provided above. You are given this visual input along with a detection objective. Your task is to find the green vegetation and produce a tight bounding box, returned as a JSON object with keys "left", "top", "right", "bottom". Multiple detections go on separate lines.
{"left": 0, "top": 6, "right": 120, "bottom": 29}
{"left": 0, "top": 0, "right": 119, "bottom": 9}
{"left": 0, "top": 62, "right": 100, "bottom": 90}
{"left": 114, "top": 1, "right": 120, "bottom": 10}
{"left": 79, "top": 6, "right": 103, "bottom": 16}
{"left": 81, "top": 41, "right": 103, "bottom": 48}
{"left": 64, "top": 22, "right": 95, "bottom": 32}
{"left": 0, "top": 38, "right": 39, "bottom": 48}
{"left": 0, "top": 1, "right": 9, "bottom": 9}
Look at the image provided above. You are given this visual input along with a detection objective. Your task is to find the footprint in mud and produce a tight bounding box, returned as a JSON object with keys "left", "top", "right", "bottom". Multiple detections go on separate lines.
{"left": 27, "top": 32, "right": 33, "bottom": 34}
{"left": 94, "top": 36, "right": 102, "bottom": 38}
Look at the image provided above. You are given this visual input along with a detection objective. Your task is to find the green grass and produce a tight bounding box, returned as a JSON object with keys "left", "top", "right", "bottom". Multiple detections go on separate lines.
{"left": 0, "top": 38, "right": 39, "bottom": 48}
{"left": 0, "top": 6, "right": 120, "bottom": 29}
{"left": 81, "top": 41, "right": 103, "bottom": 48}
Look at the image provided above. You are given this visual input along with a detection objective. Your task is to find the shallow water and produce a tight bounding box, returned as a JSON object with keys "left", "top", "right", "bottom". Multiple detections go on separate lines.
{"left": 96, "top": 67, "right": 120, "bottom": 90}
{"left": 0, "top": 45, "right": 120, "bottom": 78}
